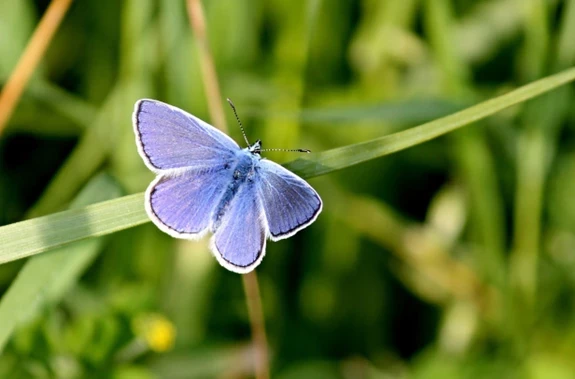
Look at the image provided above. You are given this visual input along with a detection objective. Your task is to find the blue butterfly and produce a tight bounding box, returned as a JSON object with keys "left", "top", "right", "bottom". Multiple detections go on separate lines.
{"left": 133, "top": 99, "right": 322, "bottom": 273}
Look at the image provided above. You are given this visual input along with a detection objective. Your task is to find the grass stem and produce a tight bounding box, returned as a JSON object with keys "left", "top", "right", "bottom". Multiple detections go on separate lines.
{"left": 186, "top": 2, "right": 269, "bottom": 376}
{"left": 0, "top": 0, "right": 74, "bottom": 135}
{"left": 242, "top": 272, "right": 270, "bottom": 379}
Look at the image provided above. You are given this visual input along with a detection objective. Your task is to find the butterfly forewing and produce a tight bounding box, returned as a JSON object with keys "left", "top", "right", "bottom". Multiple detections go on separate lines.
{"left": 134, "top": 99, "right": 239, "bottom": 172}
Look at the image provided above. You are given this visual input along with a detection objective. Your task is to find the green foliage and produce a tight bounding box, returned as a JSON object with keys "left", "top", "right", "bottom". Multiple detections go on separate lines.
{"left": 0, "top": 174, "right": 121, "bottom": 352}
{"left": 2, "top": 0, "right": 575, "bottom": 377}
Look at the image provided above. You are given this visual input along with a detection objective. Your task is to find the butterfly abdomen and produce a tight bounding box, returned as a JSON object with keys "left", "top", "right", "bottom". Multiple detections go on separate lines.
{"left": 211, "top": 152, "right": 259, "bottom": 230}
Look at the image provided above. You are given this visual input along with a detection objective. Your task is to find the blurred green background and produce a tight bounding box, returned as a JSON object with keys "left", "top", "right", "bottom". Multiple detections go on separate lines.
{"left": 2, "top": 0, "right": 575, "bottom": 378}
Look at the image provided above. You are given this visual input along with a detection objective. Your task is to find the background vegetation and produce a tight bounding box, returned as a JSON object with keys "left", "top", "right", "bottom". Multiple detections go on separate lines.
{"left": 1, "top": 0, "right": 575, "bottom": 378}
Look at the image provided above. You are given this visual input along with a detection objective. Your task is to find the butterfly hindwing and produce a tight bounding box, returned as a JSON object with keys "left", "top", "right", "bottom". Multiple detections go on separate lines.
{"left": 211, "top": 177, "right": 267, "bottom": 273}
{"left": 146, "top": 164, "right": 233, "bottom": 239}
{"left": 257, "top": 159, "right": 322, "bottom": 241}
{"left": 134, "top": 99, "right": 239, "bottom": 172}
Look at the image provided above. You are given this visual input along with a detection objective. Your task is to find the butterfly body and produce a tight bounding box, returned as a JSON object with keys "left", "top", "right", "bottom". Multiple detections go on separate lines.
{"left": 212, "top": 150, "right": 259, "bottom": 230}
{"left": 133, "top": 99, "right": 322, "bottom": 273}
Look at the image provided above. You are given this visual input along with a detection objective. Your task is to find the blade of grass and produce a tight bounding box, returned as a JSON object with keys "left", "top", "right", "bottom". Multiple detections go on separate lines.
{"left": 251, "top": 98, "right": 464, "bottom": 126}
{"left": 187, "top": 0, "right": 227, "bottom": 133}
{"left": 261, "top": 0, "right": 318, "bottom": 162}
{"left": 0, "top": 66, "right": 575, "bottom": 264}
{"left": 0, "top": 173, "right": 121, "bottom": 353}
{"left": 28, "top": 79, "right": 97, "bottom": 129}
{"left": 111, "top": 0, "right": 157, "bottom": 193}
{"left": 7, "top": 79, "right": 97, "bottom": 137}
{"left": 509, "top": 0, "right": 549, "bottom": 310}
{"left": 27, "top": 85, "right": 123, "bottom": 217}
{"left": 556, "top": 0, "right": 575, "bottom": 69}
{"left": 242, "top": 270, "right": 270, "bottom": 379}
{"left": 456, "top": 0, "right": 524, "bottom": 64}
{"left": 29, "top": 0, "right": 159, "bottom": 217}
{"left": 0, "top": 193, "right": 146, "bottom": 265}
{"left": 0, "top": 1, "right": 34, "bottom": 77}
{"left": 425, "top": 0, "right": 506, "bottom": 287}
{"left": 284, "top": 66, "right": 575, "bottom": 177}
{"left": 0, "top": 0, "right": 74, "bottom": 136}
{"left": 510, "top": 0, "right": 575, "bottom": 335}
{"left": 159, "top": 0, "right": 198, "bottom": 110}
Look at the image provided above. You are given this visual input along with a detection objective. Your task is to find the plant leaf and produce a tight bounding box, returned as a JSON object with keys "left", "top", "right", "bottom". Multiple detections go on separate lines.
{"left": 0, "top": 192, "right": 144, "bottom": 265}
{"left": 285, "top": 66, "right": 575, "bottom": 178}
{"left": 1, "top": 66, "right": 575, "bottom": 265}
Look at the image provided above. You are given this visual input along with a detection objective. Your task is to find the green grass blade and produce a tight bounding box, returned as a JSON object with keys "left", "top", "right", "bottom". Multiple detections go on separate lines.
{"left": 0, "top": 193, "right": 146, "bottom": 265}
{"left": 0, "top": 174, "right": 122, "bottom": 352}
{"left": 287, "top": 66, "right": 575, "bottom": 177}
{"left": 28, "top": 84, "right": 127, "bottom": 217}
{"left": 510, "top": 1, "right": 575, "bottom": 327}
{"left": 8, "top": 80, "right": 96, "bottom": 137}
{"left": 0, "top": 0, "right": 34, "bottom": 77}
{"left": 29, "top": 80, "right": 97, "bottom": 128}
{"left": 242, "top": 98, "right": 464, "bottom": 126}
{"left": 424, "top": 0, "right": 506, "bottom": 287}
{"left": 0, "top": 67, "right": 575, "bottom": 264}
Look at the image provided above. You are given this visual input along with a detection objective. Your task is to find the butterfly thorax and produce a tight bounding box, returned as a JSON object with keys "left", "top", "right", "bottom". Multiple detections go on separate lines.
{"left": 212, "top": 151, "right": 260, "bottom": 230}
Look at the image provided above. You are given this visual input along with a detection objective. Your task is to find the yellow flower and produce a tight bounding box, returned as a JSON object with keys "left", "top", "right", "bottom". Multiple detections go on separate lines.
{"left": 132, "top": 313, "right": 176, "bottom": 353}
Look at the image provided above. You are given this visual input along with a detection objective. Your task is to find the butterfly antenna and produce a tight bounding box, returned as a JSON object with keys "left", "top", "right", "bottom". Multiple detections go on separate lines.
{"left": 226, "top": 98, "right": 251, "bottom": 147}
{"left": 259, "top": 148, "right": 311, "bottom": 154}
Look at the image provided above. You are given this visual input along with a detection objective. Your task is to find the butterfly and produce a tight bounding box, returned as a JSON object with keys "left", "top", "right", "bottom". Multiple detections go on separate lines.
{"left": 133, "top": 99, "right": 322, "bottom": 274}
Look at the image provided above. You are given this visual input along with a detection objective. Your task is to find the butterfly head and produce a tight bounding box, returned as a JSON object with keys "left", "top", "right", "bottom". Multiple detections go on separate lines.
{"left": 249, "top": 139, "right": 262, "bottom": 155}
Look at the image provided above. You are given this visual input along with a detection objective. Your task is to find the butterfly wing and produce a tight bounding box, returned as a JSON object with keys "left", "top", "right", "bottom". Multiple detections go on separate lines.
{"left": 146, "top": 164, "right": 234, "bottom": 239}
{"left": 257, "top": 159, "right": 322, "bottom": 241}
{"left": 133, "top": 99, "right": 240, "bottom": 172}
{"left": 210, "top": 179, "right": 267, "bottom": 273}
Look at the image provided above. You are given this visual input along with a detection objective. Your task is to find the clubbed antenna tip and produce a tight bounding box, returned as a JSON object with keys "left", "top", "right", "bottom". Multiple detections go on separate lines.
{"left": 259, "top": 148, "right": 311, "bottom": 154}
